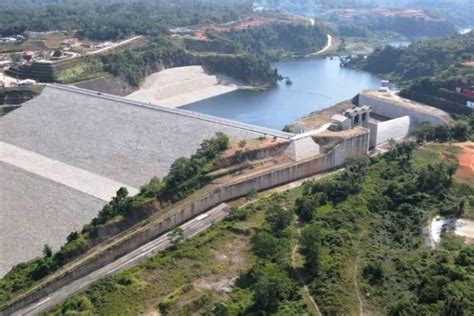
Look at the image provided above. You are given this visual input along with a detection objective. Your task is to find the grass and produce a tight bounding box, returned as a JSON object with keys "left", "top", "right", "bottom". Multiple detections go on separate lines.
{"left": 425, "top": 143, "right": 462, "bottom": 157}
{"left": 56, "top": 60, "right": 104, "bottom": 83}
{"left": 412, "top": 146, "right": 447, "bottom": 169}
{"left": 45, "top": 206, "right": 263, "bottom": 315}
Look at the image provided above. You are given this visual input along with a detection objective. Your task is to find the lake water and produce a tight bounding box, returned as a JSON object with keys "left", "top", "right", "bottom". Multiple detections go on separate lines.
{"left": 183, "top": 58, "right": 381, "bottom": 129}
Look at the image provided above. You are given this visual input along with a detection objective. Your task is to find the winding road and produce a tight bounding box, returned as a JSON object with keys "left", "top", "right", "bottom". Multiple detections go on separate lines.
{"left": 307, "top": 34, "right": 333, "bottom": 57}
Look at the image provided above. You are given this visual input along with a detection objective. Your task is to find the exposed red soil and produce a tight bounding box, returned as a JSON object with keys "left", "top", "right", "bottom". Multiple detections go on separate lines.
{"left": 192, "top": 17, "right": 301, "bottom": 41}
{"left": 462, "top": 61, "right": 474, "bottom": 67}
{"left": 455, "top": 142, "right": 474, "bottom": 186}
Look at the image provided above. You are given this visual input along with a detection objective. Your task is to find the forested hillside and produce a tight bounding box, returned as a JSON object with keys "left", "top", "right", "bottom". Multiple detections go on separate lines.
{"left": 0, "top": 0, "right": 254, "bottom": 40}
{"left": 399, "top": 64, "right": 474, "bottom": 117}
{"left": 323, "top": 9, "right": 458, "bottom": 38}
{"left": 208, "top": 22, "right": 332, "bottom": 60}
{"left": 345, "top": 32, "right": 474, "bottom": 81}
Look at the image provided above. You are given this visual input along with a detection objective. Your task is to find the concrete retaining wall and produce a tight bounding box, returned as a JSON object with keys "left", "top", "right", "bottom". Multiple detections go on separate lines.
{"left": 2, "top": 132, "right": 368, "bottom": 315}
{"left": 359, "top": 94, "right": 448, "bottom": 131}
{"left": 368, "top": 116, "right": 411, "bottom": 147}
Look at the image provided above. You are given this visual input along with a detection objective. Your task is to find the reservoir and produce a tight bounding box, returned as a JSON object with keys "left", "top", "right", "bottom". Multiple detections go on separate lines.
{"left": 183, "top": 57, "right": 381, "bottom": 130}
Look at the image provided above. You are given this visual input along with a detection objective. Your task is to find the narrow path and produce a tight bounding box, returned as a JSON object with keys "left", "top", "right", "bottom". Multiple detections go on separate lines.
{"left": 9, "top": 204, "right": 231, "bottom": 315}
{"left": 354, "top": 259, "right": 364, "bottom": 316}
{"left": 292, "top": 227, "right": 321, "bottom": 316}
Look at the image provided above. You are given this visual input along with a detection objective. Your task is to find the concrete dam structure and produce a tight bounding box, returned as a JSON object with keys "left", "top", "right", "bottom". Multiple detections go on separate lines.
{"left": 0, "top": 84, "right": 293, "bottom": 276}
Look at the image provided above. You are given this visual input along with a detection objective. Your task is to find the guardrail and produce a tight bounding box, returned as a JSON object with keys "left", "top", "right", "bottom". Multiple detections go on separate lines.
{"left": 48, "top": 84, "right": 295, "bottom": 140}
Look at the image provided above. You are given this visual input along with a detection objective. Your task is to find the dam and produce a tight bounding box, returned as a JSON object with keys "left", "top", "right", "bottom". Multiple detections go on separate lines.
{"left": 0, "top": 84, "right": 292, "bottom": 276}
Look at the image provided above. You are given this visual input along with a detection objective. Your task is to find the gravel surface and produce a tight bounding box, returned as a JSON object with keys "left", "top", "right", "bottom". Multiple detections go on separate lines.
{"left": 0, "top": 86, "right": 270, "bottom": 187}
{"left": 0, "top": 162, "right": 105, "bottom": 276}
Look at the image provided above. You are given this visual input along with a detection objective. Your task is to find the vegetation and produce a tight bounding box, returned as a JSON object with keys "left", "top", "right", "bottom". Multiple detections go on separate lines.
{"left": 399, "top": 64, "right": 474, "bottom": 117}
{"left": 345, "top": 32, "right": 474, "bottom": 81}
{"left": 0, "top": 86, "right": 43, "bottom": 105}
{"left": 416, "top": 120, "right": 473, "bottom": 143}
{"left": 100, "top": 41, "right": 188, "bottom": 87}
{"left": 325, "top": 9, "right": 457, "bottom": 38}
{"left": 45, "top": 189, "right": 310, "bottom": 315}
{"left": 0, "top": 133, "right": 229, "bottom": 308}
{"left": 23, "top": 142, "right": 474, "bottom": 315}
{"left": 294, "top": 143, "right": 473, "bottom": 314}
{"left": 202, "top": 54, "right": 281, "bottom": 86}
{"left": 208, "top": 22, "right": 332, "bottom": 60}
{"left": 0, "top": 0, "right": 253, "bottom": 40}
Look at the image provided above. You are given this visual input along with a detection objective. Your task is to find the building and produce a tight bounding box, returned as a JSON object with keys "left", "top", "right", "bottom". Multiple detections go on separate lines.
{"left": 294, "top": 81, "right": 452, "bottom": 149}
{"left": 343, "top": 105, "right": 371, "bottom": 128}
{"left": 329, "top": 113, "right": 352, "bottom": 131}
{"left": 359, "top": 87, "right": 452, "bottom": 147}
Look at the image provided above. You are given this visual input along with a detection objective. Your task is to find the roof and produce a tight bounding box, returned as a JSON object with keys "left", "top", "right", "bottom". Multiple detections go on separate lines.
{"left": 331, "top": 113, "right": 349, "bottom": 122}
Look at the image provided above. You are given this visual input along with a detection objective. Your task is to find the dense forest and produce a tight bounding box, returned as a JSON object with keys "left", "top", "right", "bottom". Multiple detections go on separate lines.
{"left": 0, "top": 0, "right": 254, "bottom": 40}
{"left": 294, "top": 144, "right": 473, "bottom": 314}
{"left": 345, "top": 32, "right": 474, "bottom": 81}
{"left": 99, "top": 42, "right": 281, "bottom": 87}
{"left": 399, "top": 65, "right": 474, "bottom": 117}
{"left": 208, "top": 22, "right": 332, "bottom": 60}
{"left": 322, "top": 10, "right": 457, "bottom": 38}
{"left": 255, "top": 0, "right": 473, "bottom": 28}
{"left": 29, "top": 143, "right": 474, "bottom": 315}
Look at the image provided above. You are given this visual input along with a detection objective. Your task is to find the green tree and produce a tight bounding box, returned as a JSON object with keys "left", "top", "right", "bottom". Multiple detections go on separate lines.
{"left": 251, "top": 262, "right": 295, "bottom": 311}
{"left": 451, "top": 120, "right": 470, "bottom": 141}
{"left": 265, "top": 206, "right": 292, "bottom": 235}
{"left": 251, "top": 232, "right": 279, "bottom": 259}
{"left": 300, "top": 223, "right": 321, "bottom": 277}
{"left": 42, "top": 244, "right": 52, "bottom": 258}
{"left": 169, "top": 227, "right": 184, "bottom": 248}
{"left": 362, "top": 261, "right": 384, "bottom": 285}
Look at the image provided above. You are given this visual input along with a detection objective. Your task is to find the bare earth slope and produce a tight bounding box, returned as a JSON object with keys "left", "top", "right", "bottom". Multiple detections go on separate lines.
{"left": 126, "top": 66, "right": 245, "bottom": 108}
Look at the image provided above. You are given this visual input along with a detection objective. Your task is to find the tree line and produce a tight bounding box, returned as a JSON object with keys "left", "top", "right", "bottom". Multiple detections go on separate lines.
{"left": 0, "top": 0, "right": 254, "bottom": 40}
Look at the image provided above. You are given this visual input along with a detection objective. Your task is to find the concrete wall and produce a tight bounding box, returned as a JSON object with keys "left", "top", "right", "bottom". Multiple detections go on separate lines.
{"left": 2, "top": 132, "right": 369, "bottom": 315}
{"left": 359, "top": 94, "right": 449, "bottom": 131}
{"left": 368, "top": 116, "right": 411, "bottom": 147}
{"left": 292, "top": 123, "right": 311, "bottom": 134}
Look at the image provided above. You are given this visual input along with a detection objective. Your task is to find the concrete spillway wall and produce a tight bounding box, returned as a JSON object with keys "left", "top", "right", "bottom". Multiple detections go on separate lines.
{"left": 368, "top": 116, "right": 411, "bottom": 147}
{"left": 359, "top": 93, "right": 451, "bottom": 132}
{"left": 2, "top": 132, "right": 368, "bottom": 315}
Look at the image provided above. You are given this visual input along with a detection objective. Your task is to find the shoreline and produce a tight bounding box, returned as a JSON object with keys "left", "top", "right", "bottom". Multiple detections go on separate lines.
{"left": 125, "top": 65, "right": 255, "bottom": 108}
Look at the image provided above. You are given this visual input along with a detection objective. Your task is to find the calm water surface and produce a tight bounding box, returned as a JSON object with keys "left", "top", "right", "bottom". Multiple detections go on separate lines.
{"left": 183, "top": 58, "right": 381, "bottom": 130}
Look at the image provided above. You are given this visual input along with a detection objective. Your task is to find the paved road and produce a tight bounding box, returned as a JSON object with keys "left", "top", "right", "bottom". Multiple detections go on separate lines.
{"left": 10, "top": 203, "right": 231, "bottom": 316}
{"left": 307, "top": 34, "right": 333, "bottom": 57}
{"left": 85, "top": 36, "right": 143, "bottom": 56}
